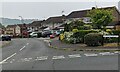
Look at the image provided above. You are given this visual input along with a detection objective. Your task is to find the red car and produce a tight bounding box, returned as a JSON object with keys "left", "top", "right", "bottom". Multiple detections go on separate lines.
{"left": 50, "top": 34, "right": 55, "bottom": 38}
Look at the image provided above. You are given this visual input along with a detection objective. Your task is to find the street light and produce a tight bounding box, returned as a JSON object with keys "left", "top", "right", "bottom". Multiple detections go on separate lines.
{"left": 19, "top": 16, "right": 24, "bottom": 38}
{"left": 19, "top": 16, "right": 24, "bottom": 24}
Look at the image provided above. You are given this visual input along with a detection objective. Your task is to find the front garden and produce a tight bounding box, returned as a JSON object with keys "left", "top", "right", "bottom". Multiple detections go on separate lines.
{"left": 59, "top": 8, "right": 120, "bottom": 47}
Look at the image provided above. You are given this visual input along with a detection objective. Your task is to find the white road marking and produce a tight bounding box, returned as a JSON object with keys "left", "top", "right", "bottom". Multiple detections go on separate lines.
{"left": 0, "top": 53, "right": 16, "bottom": 64}
{"left": 21, "top": 58, "right": 32, "bottom": 62}
{"left": 26, "top": 43, "right": 29, "bottom": 45}
{"left": 35, "top": 56, "right": 48, "bottom": 61}
{"left": 52, "top": 55, "right": 65, "bottom": 60}
{"left": 1, "top": 62, "right": 8, "bottom": 64}
{"left": 20, "top": 46, "right": 26, "bottom": 51}
{"left": 68, "top": 54, "right": 81, "bottom": 58}
{"left": 84, "top": 53, "right": 98, "bottom": 57}
{"left": 99, "top": 52, "right": 114, "bottom": 56}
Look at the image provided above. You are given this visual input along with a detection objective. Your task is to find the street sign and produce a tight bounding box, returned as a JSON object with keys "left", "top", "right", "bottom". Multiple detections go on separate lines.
{"left": 103, "top": 35, "right": 119, "bottom": 38}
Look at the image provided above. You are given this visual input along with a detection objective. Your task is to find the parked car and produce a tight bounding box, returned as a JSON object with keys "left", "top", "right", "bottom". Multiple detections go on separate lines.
{"left": 50, "top": 34, "right": 55, "bottom": 38}
{"left": 41, "top": 30, "right": 52, "bottom": 37}
{"left": 51, "top": 30, "right": 61, "bottom": 36}
{"left": 37, "top": 31, "right": 42, "bottom": 38}
{"left": 29, "top": 32, "right": 38, "bottom": 38}
{"left": 0, "top": 34, "right": 11, "bottom": 41}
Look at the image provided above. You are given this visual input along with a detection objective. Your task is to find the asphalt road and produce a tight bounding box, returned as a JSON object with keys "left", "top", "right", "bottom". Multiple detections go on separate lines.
{"left": 0, "top": 38, "right": 119, "bottom": 70}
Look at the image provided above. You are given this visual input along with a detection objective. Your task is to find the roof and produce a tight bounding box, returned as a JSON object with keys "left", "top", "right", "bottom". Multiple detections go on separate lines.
{"left": 67, "top": 6, "right": 119, "bottom": 19}
{"left": 17, "top": 24, "right": 27, "bottom": 27}
{"left": 40, "top": 26, "right": 48, "bottom": 29}
{"left": 67, "top": 10, "right": 89, "bottom": 18}
{"left": 44, "top": 15, "right": 66, "bottom": 24}
{"left": 6, "top": 25, "right": 16, "bottom": 28}
{"left": 28, "top": 20, "right": 44, "bottom": 27}
{"left": 6, "top": 24, "right": 27, "bottom": 28}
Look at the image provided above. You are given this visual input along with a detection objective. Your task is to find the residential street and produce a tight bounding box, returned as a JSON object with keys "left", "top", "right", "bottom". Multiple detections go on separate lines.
{"left": 0, "top": 38, "right": 119, "bottom": 70}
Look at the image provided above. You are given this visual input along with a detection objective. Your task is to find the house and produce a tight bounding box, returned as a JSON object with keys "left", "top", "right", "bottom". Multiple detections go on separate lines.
{"left": 5, "top": 25, "right": 16, "bottom": 36}
{"left": 66, "top": 6, "right": 120, "bottom": 30}
{"left": 43, "top": 15, "right": 66, "bottom": 29}
{"left": 27, "top": 20, "right": 44, "bottom": 32}
{"left": 5, "top": 24, "right": 28, "bottom": 37}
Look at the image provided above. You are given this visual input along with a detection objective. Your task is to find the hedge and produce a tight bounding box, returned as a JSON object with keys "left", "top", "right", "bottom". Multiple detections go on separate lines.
{"left": 84, "top": 33, "right": 103, "bottom": 46}
{"left": 72, "top": 30, "right": 99, "bottom": 43}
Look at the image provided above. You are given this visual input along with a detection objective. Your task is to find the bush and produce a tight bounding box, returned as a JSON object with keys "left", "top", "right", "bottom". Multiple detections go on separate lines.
{"left": 84, "top": 33, "right": 103, "bottom": 46}
{"left": 73, "top": 30, "right": 99, "bottom": 43}
{"left": 59, "top": 34, "right": 64, "bottom": 41}
{"left": 78, "top": 25, "right": 93, "bottom": 30}
{"left": 83, "top": 25, "right": 93, "bottom": 30}
{"left": 106, "top": 29, "right": 113, "bottom": 34}
{"left": 112, "top": 30, "right": 120, "bottom": 35}
{"left": 72, "top": 29, "right": 78, "bottom": 33}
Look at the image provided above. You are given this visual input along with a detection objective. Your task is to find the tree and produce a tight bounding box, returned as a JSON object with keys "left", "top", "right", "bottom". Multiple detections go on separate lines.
{"left": 64, "top": 19, "right": 85, "bottom": 31}
{"left": 87, "top": 8, "right": 114, "bottom": 29}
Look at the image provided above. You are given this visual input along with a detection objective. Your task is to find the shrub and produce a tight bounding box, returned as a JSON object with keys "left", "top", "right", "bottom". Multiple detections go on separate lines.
{"left": 84, "top": 33, "right": 103, "bottom": 46}
{"left": 106, "top": 29, "right": 113, "bottom": 34}
{"left": 64, "top": 32, "right": 73, "bottom": 38}
{"left": 59, "top": 34, "right": 64, "bottom": 41}
{"left": 78, "top": 26, "right": 84, "bottom": 30}
{"left": 83, "top": 25, "right": 93, "bottom": 30}
{"left": 75, "top": 30, "right": 99, "bottom": 42}
{"left": 72, "top": 29, "right": 79, "bottom": 33}
{"left": 78, "top": 25, "right": 93, "bottom": 30}
{"left": 98, "top": 31, "right": 109, "bottom": 35}
{"left": 112, "top": 30, "right": 120, "bottom": 35}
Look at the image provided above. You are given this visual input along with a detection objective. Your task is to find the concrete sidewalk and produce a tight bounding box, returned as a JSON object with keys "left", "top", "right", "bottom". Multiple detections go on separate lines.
{"left": 0, "top": 41, "right": 11, "bottom": 48}
{"left": 49, "top": 38, "right": 120, "bottom": 51}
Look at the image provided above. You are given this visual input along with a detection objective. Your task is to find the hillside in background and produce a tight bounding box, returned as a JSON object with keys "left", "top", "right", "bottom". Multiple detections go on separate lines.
{"left": 0, "top": 18, "right": 38, "bottom": 26}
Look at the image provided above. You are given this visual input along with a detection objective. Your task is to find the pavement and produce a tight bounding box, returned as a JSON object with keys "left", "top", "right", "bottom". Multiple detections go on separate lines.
{"left": 0, "top": 41, "right": 11, "bottom": 48}
{"left": 50, "top": 38, "right": 120, "bottom": 51}
{"left": 0, "top": 38, "right": 119, "bottom": 71}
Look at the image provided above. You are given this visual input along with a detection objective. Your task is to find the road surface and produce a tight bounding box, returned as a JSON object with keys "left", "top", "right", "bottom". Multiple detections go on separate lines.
{"left": 0, "top": 38, "right": 119, "bottom": 71}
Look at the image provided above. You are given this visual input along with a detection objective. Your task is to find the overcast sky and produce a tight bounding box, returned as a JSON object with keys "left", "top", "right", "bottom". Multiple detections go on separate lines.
{"left": 0, "top": 0, "right": 120, "bottom": 20}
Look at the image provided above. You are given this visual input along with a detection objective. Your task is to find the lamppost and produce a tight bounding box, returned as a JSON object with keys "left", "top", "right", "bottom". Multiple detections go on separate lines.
{"left": 19, "top": 16, "right": 24, "bottom": 38}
